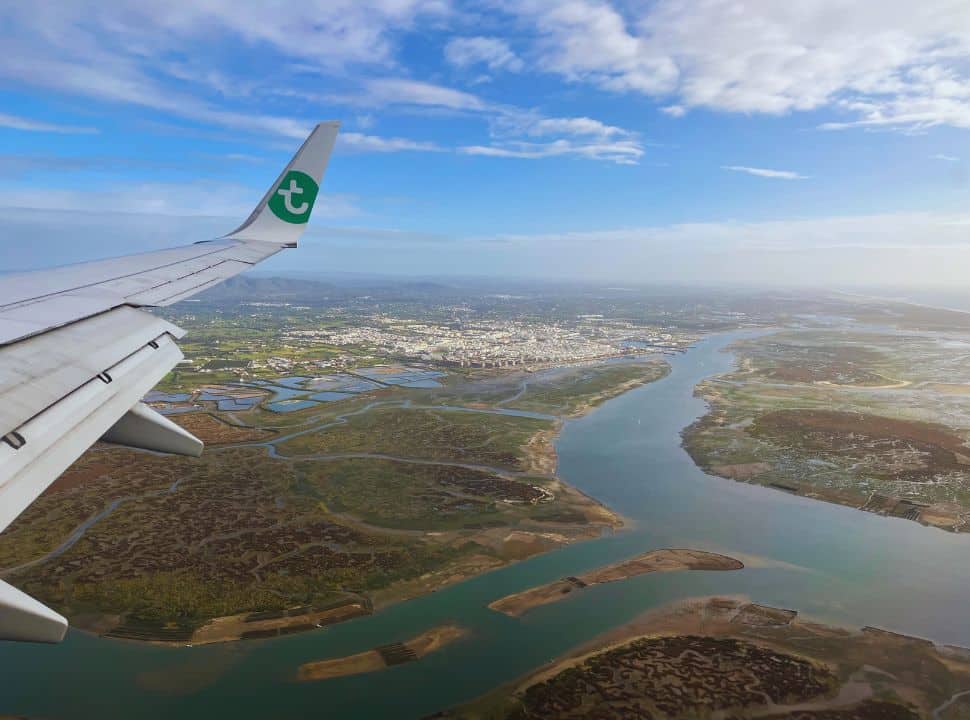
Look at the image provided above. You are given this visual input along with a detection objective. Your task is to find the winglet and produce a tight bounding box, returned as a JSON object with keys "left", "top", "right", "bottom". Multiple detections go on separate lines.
{"left": 223, "top": 121, "right": 340, "bottom": 246}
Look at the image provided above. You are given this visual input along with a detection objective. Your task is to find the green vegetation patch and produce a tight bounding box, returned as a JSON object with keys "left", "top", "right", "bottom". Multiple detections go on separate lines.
{"left": 751, "top": 409, "right": 970, "bottom": 482}
{"left": 296, "top": 458, "right": 550, "bottom": 531}
{"left": 505, "top": 360, "right": 669, "bottom": 415}
{"left": 4, "top": 449, "right": 476, "bottom": 628}
{"left": 504, "top": 636, "right": 837, "bottom": 719}
{"left": 683, "top": 329, "right": 970, "bottom": 524}
{"left": 277, "top": 407, "right": 553, "bottom": 470}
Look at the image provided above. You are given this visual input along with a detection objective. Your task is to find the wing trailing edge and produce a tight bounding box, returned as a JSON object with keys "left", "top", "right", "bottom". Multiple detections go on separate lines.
{"left": 0, "top": 579, "right": 67, "bottom": 644}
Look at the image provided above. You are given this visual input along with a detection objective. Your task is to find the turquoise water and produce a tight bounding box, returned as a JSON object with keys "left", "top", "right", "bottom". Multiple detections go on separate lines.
{"left": 2, "top": 331, "right": 969, "bottom": 718}
{"left": 309, "top": 391, "right": 355, "bottom": 402}
{"left": 265, "top": 399, "right": 320, "bottom": 413}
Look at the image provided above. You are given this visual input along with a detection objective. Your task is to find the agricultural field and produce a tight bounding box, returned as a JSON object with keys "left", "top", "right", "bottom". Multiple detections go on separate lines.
{"left": 445, "top": 596, "right": 970, "bottom": 719}
{"left": 684, "top": 329, "right": 970, "bottom": 531}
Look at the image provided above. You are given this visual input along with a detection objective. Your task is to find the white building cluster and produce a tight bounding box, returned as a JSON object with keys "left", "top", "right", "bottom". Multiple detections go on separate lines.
{"left": 285, "top": 317, "right": 681, "bottom": 367}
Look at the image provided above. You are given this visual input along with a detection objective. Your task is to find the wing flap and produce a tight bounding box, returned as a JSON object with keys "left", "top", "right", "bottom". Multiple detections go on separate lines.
{"left": 0, "top": 306, "right": 183, "bottom": 438}
{"left": 0, "top": 331, "right": 183, "bottom": 531}
{"left": 102, "top": 402, "right": 203, "bottom": 456}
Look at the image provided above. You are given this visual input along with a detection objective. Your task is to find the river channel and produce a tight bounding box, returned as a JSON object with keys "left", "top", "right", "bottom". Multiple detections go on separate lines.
{"left": 2, "top": 330, "right": 969, "bottom": 718}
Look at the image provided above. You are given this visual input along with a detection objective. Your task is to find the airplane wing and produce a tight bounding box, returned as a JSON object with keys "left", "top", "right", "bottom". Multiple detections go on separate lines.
{"left": 0, "top": 121, "right": 339, "bottom": 643}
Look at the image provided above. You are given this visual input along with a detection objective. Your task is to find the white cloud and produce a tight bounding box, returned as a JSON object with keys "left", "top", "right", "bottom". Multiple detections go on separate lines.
{"left": 460, "top": 138, "right": 643, "bottom": 164}
{"left": 340, "top": 132, "right": 443, "bottom": 153}
{"left": 506, "top": 115, "right": 631, "bottom": 138}
{"left": 329, "top": 77, "right": 644, "bottom": 163}
{"left": 0, "top": 2, "right": 448, "bottom": 73}
{"left": 0, "top": 112, "right": 97, "bottom": 134}
{"left": 0, "top": 1, "right": 452, "bottom": 150}
{"left": 722, "top": 165, "right": 808, "bottom": 180}
{"left": 445, "top": 36, "right": 524, "bottom": 73}
{"left": 0, "top": 5, "right": 644, "bottom": 164}
{"left": 930, "top": 153, "right": 960, "bottom": 162}
{"left": 501, "top": 0, "right": 970, "bottom": 131}
{"left": 334, "top": 78, "right": 489, "bottom": 112}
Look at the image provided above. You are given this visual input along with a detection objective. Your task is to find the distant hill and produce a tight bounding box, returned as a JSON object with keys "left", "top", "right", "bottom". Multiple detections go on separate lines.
{"left": 195, "top": 275, "right": 338, "bottom": 302}
{"left": 193, "top": 274, "right": 465, "bottom": 305}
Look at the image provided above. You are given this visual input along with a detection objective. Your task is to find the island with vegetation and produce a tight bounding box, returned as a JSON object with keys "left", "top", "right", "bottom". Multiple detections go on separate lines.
{"left": 488, "top": 548, "right": 743, "bottom": 617}
{"left": 443, "top": 596, "right": 970, "bottom": 719}
{"left": 684, "top": 327, "right": 970, "bottom": 532}
{"left": 297, "top": 624, "right": 468, "bottom": 681}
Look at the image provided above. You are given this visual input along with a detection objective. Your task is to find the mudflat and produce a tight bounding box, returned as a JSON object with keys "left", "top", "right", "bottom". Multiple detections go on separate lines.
{"left": 297, "top": 624, "right": 467, "bottom": 681}
{"left": 487, "top": 548, "right": 743, "bottom": 617}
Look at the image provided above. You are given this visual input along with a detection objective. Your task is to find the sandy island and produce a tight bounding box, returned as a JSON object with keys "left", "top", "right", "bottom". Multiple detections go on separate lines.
{"left": 488, "top": 548, "right": 743, "bottom": 617}
{"left": 297, "top": 624, "right": 468, "bottom": 681}
{"left": 188, "top": 600, "right": 369, "bottom": 645}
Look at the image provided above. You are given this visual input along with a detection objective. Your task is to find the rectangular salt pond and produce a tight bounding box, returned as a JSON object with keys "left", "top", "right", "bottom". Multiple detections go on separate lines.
{"left": 157, "top": 406, "right": 201, "bottom": 415}
{"left": 355, "top": 367, "right": 445, "bottom": 387}
{"left": 253, "top": 385, "right": 309, "bottom": 402}
{"left": 304, "top": 374, "right": 381, "bottom": 393}
{"left": 266, "top": 399, "right": 320, "bottom": 413}
{"left": 273, "top": 376, "right": 311, "bottom": 389}
{"left": 216, "top": 397, "right": 261, "bottom": 411}
{"left": 143, "top": 391, "right": 192, "bottom": 402}
{"left": 310, "top": 391, "right": 355, "bottom": 402}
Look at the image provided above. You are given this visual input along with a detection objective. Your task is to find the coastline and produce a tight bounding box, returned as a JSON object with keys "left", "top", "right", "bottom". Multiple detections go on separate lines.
{"left": 681, "top": 334, "right": 970, "bottom": 535}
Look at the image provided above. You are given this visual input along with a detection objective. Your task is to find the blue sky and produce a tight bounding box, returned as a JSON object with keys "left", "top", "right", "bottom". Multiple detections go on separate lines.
{"left": 1, "top": 1, "right": 969, "bottom": 286}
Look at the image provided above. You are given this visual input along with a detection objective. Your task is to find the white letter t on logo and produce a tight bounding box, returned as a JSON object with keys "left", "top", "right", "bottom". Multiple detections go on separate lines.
{"left": 277, "top": 179, "right": 309, "bottom": 215}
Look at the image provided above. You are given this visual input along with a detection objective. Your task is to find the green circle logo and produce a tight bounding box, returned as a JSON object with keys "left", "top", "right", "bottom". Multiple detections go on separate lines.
{"left": 268, "top": 170, "right": 319, "bottom": 224}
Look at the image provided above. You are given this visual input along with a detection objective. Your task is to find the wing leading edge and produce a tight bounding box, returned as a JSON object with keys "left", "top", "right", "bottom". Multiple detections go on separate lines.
{"left": 0, "top": 121, "right": 339, "bottom": 643}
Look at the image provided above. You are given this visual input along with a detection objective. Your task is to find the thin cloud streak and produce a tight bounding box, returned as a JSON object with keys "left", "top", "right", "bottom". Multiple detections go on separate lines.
{"left": 0, "top": 112, "right": 97, "bottom": 134}
{"left": 722, "top": 165, "right": 808, "bottom": 180}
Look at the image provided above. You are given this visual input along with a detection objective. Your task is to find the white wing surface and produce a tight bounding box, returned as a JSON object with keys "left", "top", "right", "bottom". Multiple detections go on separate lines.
{"left": 0, "top": 121, "right": 339, "bottom": 643}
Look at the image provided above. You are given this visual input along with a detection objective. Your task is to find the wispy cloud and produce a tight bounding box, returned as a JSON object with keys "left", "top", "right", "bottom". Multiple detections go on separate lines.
{"left": 0, "top": 3, "right": 650, "bottom": 164}
{"left": 722, "top": 165, "right": 808, "bottom": 180}
{"left": 497, "top": 0, "right": 970, "bottom": 132}
{"left": 340, "top": 132, "right": 443, "bottom": 153}
{"left": 930, "top": 153, "right": 960, "bottom": 162}
{"left": 0, "top": 112, "right": 97, "bottom": 134}
{"left": 444, "top": 36, "right": 523, "bottom": 73}
{"left": 331, "top": 78, "right": 490, "bottom": 112}
{"left": 461, "top": 139, "right": 643, "bottom": 164}
{"left": 0, "top": 2, "right": 449, "bottom": 151}
{"left": 326, "top": 76, "right": 645, "bottom": 164}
